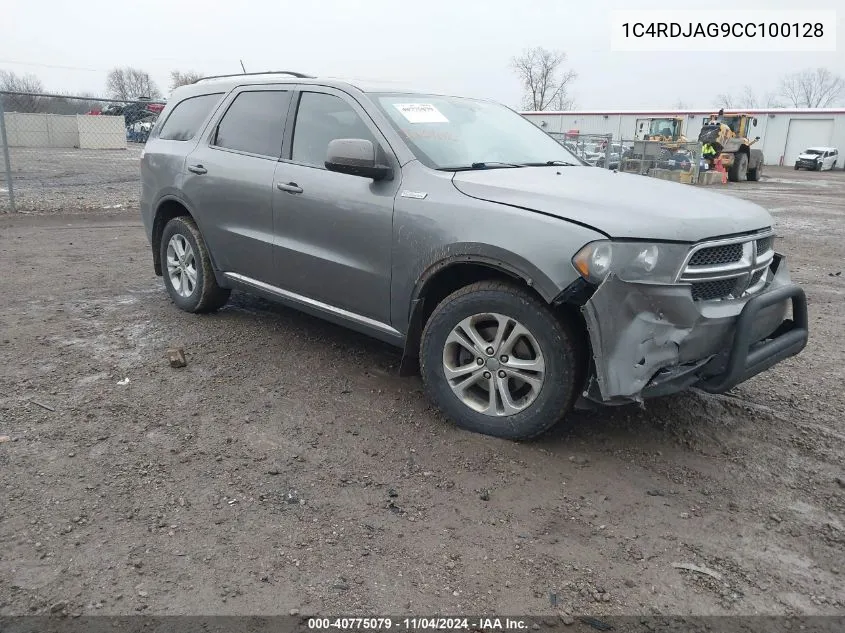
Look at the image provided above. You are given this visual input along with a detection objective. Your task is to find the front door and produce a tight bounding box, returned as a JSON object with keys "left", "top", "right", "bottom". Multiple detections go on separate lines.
{"left": 271, "top": 88, "right": 399, "bottom": 324}
{"left": 181, "top": 87, "right": 292, "bottom": 283}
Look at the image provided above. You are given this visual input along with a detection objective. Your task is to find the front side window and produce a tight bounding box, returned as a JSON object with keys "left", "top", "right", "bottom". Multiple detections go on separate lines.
{"left": 213, "top": 90, "right": 290, "bottom": 158}
{"left": 374, "top": 93, "right": 580, "bottom": 170}
{"left": 158, "top": 93, "right": 222, "bottom": 141}
{"left": 291, "top": 92, "right": 377, "bottom": 168}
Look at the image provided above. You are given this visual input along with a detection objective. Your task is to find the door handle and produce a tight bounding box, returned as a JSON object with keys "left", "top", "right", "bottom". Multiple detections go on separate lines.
{"left": 187, "top": 164, "right": 207, "bottom": 175}
{"left": 276, "top": 182, "right": 303, "bottom": 194}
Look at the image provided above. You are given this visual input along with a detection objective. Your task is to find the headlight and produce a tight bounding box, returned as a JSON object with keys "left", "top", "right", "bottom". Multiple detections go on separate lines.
{"left": 572, "top": 240, "right": 690, "bottom": 284}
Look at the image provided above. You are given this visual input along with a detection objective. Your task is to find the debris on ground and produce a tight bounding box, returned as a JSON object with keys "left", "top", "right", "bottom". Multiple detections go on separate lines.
{"left": 671, "top": 562, "right": 723, "bottom": 581}
{"left": 116, "top": 378, "right": 130, "bottom": 386}
{"left": 167, "top": 347, "right": 187, "bottom": 368}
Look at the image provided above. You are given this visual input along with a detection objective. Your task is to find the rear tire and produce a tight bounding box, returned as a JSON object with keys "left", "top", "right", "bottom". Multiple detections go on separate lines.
{"left": 160, "top": 216, "right": 230, "bottom": 313}
{"left": 747, "top": 161, "right": 762, "bottom": 182}
{"left": 420, "top": 281, "right": 578, "bottom": 440}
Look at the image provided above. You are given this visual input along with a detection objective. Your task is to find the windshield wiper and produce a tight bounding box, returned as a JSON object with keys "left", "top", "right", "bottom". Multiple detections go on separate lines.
{"left": 439, "top": 161, "right": 523, "bottom": 171}
{"left": 518, "top": 160, "right": 578, "bottom": 167}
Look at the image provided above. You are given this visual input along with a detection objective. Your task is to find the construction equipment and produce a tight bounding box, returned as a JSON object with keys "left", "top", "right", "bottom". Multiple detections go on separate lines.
{"left": 635, "top": 117, "right": 687, "bottom": 143}
{"left": 697, "top": 109, "right": 764, "bottom": 182}
{"left": 623, "top": 117, "right": 690, "bottom": 174}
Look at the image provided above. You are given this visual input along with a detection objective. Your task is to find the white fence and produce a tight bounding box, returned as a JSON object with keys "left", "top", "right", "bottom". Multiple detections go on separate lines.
{"left": 3, "top": 113, "right": 126, "bottom": 149}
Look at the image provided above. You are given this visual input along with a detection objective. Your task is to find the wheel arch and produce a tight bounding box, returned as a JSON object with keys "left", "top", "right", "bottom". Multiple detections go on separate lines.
{"left": 398, "top": 254, "right": 586, "bottom": 377}
{"left": 151, "top": 196, "right": 196, "bottom": 276}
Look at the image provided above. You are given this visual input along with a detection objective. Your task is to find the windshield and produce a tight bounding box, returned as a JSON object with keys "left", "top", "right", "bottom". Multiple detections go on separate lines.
{"left": 373, "top": 93, "right": 580, "bottom": 169}
{"left": 804, "top": 149, "right": 823, "bottom": 155}
{"left": 648, "top": 119, "right": 677, "bottom": 136}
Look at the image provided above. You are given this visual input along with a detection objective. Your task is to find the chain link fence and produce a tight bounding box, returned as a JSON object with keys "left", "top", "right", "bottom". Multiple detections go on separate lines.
{"left": 0, "top": 91, "right": 165, "bottom": 212}
{"left": 617, "top": 139, "right": 704, "bottom": 184}
{"left": 549, "top": 132, "right": 615, "bottom": 168}
{"left": 548, "top": 131, "right": 715, "bottom": 186}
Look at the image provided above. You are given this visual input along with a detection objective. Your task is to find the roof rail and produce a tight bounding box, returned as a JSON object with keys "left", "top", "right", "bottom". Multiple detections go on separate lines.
{"left": 192, "top": 71, "right": 315, "bottom": 84}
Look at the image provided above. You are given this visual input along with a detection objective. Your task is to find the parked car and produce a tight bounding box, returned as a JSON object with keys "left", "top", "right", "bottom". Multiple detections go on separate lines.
{"left": 596, "top": 144, "right": 632, "bottom": 169}
{"left": 794, "top": 147, "right": 839, "bottom": 171}
{"left": 140, "top": 73, "right": 808, "bottom": 440}
{"left": 657, "top": 151, "right": 693, "bottom": 171}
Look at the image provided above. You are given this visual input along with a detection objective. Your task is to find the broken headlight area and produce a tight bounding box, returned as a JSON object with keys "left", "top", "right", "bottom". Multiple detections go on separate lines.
{"left": 572, "top": 240, "right": 690, "bottom": 285}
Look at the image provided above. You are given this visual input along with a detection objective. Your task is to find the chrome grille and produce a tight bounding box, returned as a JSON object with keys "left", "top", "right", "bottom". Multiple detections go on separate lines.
{"left": 688, "top": 243, "right": 743, "bottom": 266}
{"left": 679, "top": 231, "right": 775, "bottom": 302}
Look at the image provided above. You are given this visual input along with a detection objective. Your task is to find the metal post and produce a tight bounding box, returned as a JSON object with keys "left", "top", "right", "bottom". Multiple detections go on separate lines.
{"left": 0, "top": 96, "right": 16, "bottom": 212}
{"left": 604, "top": 134, "right": 612, "bottom": 170}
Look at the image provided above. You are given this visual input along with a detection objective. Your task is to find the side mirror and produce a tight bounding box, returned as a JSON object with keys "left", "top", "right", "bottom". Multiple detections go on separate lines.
{"left": 325, "top": 138, "right": 392, "bottom": 181}
{"left": 753, "top": 118, "right": 758, "bottom": 127}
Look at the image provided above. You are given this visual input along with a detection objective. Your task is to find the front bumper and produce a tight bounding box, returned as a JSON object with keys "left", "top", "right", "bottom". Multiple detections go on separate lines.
{"left": 580, "top": 254, "right": 808, "bottom": 404}
{"left": 796, "top": 159, "right": 820, "bottom": 169}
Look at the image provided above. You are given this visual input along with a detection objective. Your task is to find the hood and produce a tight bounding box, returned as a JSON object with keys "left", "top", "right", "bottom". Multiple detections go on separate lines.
{"left": 451, "top": 166, "right": 772, "bottom": 242}
{"left": 797, "top": 153, "right": 822, "bottom": 160}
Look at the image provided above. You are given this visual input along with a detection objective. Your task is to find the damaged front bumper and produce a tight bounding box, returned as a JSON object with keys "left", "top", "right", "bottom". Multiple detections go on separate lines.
{"left": 580, "top": 254, "right": 808, "bottom": 404}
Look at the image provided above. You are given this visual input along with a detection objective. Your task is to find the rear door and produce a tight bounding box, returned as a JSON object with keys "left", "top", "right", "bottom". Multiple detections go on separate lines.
{"left": 180, "top": 86, "right": 292, "bottom": 282}
{"left": 270, "top": 87, "right": 399, "bottom": 323}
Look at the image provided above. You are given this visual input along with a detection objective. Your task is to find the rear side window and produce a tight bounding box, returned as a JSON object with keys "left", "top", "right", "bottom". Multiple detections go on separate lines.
{"left": 213, "top": 91, "right": 291, "bottom": 158}
{"left": 158, "top": 93, "right": 222, "bottom": 141}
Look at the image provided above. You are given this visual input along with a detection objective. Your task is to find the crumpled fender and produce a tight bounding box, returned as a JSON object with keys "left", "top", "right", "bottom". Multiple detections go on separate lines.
{"left": 581, "top": 275, "right": 702, "bottom": 401}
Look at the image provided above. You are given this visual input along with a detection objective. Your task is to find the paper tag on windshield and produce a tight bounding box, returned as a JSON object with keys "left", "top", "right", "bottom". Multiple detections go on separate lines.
{"left": 393, "top": 103, "right": 448, "bottom": 123}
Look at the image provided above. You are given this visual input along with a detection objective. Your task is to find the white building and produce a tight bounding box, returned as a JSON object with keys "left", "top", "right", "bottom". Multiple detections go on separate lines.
{"left": 522, "top": 108, "right": 845, "bottom": 167}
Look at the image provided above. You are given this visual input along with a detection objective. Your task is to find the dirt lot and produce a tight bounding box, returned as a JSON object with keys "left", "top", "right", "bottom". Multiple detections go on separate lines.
{"left": 0, "top": 166, "right": 843, "bottom": 618}
{"left": 1, "top": 145, "right": 144, "bottom": 213}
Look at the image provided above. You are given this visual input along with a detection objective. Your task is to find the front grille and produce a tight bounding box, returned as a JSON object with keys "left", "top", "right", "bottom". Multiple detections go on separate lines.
{"left": 691, "top": 279, "right": 738, "bottom": 301}
{"left": 755, "top": 236, "right": 773, "bottom": 254}
{"left": 680, "top": 231, "right": 775, "bottom": 302}
{"left": 688, "top": 243, "right": 743, "bottom": 266}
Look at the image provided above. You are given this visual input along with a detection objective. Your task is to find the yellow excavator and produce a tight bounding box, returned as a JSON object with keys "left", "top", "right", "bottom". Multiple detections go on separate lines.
{"left": 698, "top": 109, "right": 764, "bottom": 182}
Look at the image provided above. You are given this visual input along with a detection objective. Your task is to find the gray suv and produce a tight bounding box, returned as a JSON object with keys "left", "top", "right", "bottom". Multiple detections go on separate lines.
{"left": 140, "top": 72, "right": 808, "bottom": 439}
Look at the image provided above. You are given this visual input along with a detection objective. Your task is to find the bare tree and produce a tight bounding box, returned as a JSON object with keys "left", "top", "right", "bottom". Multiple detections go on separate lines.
{"left": 718, "top": 85, "right": 784, "bottom": 110}
{"left": 170, "top": 70, "right": 204, "bottom": 91}
{"left": 673, "top": 99, "right": 689, "bottom": 109}
{"left": 106, "top": 67, "right": 162, "bottom": 101}
{"left": 780, "top": 68, "right": 844, "bottom": 108}
{"left": 512, "top": 47, "right": 577, "bottom": 111}
{"left": 0, "top": 70, "right": 45, "bottom": 112}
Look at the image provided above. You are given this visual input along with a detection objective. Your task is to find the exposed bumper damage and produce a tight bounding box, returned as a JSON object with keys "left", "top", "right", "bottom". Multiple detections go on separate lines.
{"left": 581, "top": 254, "right": 808, "bottom": 404}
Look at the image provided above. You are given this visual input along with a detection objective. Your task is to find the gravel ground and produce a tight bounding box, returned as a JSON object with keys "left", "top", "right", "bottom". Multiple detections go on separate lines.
{"left": 1, "top": 145, "right": 144, "bottom": 213}
{"left": 0, "top": 166, "right": 843, "bottom": 618}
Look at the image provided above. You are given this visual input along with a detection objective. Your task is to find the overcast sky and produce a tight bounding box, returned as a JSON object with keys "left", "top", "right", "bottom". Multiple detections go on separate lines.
{"left": 2, "top": 0, "right": 843, "bottom": 109}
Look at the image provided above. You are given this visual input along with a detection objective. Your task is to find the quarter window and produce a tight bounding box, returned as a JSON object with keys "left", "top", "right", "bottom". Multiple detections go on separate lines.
{"left": 213, "top": 91, "right": 291, "bottom": 158}
{"left": 158, "top": 93, "right": 222, "bottom": 141}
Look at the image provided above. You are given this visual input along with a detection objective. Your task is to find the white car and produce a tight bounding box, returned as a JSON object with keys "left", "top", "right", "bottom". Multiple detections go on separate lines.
{"left": 794, "top": 147, "right": 839, "bottom": 171}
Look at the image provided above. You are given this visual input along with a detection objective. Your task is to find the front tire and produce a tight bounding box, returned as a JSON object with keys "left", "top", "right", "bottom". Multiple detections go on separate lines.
{"left": 420, "top": 281, "right": 579, "bottom": 440}
{"left": 160, "top": 216, "right": 230, "bottom": 313}
{"left": 747, "top": 161, "right": 762, "bottom": 182}
{"left": 729, "top": 152, "right": 748, "bottom": 182}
